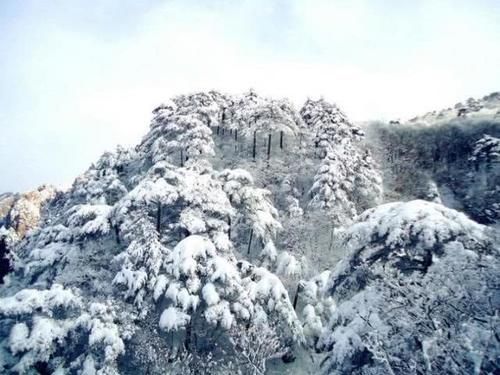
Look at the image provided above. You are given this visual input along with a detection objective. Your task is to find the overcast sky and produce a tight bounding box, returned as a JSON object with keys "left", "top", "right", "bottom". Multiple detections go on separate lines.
{"left": 1, "top": 0, "right": 499, "bottom": 192}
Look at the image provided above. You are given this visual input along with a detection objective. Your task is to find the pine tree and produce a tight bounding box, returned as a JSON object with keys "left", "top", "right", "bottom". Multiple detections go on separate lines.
{"left": 305, "top": 99, "right": 382, "bottom": 224}
{"left": 309, "top": 145, "right": 357, "bottom": 225}
{"left": 218, "top": 168, "right": 282, "bottom": 255}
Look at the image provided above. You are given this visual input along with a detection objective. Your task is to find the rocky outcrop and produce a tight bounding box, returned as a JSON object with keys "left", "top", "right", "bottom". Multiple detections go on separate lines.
{"left": 0, "top": 184, "right": 57, "bottom": 238}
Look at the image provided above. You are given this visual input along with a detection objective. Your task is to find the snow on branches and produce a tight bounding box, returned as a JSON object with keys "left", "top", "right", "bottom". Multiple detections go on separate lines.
{"left": 317, "top": 200, "right": 499, "bottom": 374}
{"left": 0, "top": 285, "right": 125, "bottom": 374}
{"left": 303, "top": 99, "right": 382, "bottom": 225}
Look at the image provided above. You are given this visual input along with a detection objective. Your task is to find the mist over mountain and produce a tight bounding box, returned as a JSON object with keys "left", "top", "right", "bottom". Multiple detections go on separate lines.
{"left": 0, "top": 90, "right": 498, "bottom": 374}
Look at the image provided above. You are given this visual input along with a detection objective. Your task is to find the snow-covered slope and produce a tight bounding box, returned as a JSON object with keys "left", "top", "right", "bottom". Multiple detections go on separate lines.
{"left": 405, "top": 91, "right": 500, "bottom": 126}
{"left": 366, "top": 95, "right": 500, "bottom": 225}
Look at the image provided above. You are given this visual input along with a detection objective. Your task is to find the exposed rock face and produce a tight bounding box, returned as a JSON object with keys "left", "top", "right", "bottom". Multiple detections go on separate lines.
{"left": 0, "top": 185, "right": 57, "bottom": 238}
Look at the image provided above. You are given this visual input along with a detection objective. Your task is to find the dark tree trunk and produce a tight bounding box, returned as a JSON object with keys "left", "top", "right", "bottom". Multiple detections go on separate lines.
{"left": 180, "top": 149, "right": 184, "bottom": 167}
{"left": 293, "top": 283, "right": 303, "bottom": 310}
{"left": 216, "top": 126, "right": 220, "bottom": 135}
{"left": 267, "top": 133, "right": 272, "bottom": 160}
{"left": 114, "top": 225, "right": 120, "bottom": 245}
{"left": 247, "top": 228, "right": 254, "bottom": 255}
{"left": 228, "top": 216, "right": 231, "bottom": 240}
{"left": 156, "top": 202, "right": 162, "bottom": 234}
{"left": 184, "top": 319, "right": 192, "bottom": 351}
{"left": 234, "top": 129, "right": 238, "bottom": 141}
{"left": 222, "top": 128, "right": 225, "bottom": 136}
{"left": 252, "top": 131, "right": 257, "bottom": 160}
{"left": 0, "top": 237, "right": 11, "bottom": 284}
{"left": 280, "top": 131, "right": 284, "bottom": 149}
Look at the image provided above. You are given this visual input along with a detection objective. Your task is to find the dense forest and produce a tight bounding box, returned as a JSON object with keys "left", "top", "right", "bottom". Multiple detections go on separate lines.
{"left": 0, "top": 90, "right": 498, "bottom": 374}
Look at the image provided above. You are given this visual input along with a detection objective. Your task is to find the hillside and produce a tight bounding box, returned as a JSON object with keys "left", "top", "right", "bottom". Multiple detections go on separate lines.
{"left": 404, "top": 92, "right": 500, "bottom": 126}
{"left": 0, "top": 91, "right": 498, "bottom": 374}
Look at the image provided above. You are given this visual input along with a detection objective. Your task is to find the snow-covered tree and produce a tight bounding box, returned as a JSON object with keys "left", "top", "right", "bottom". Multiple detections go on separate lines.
{"left": 0, "top": 285, "right": 127, "bottom": 374}
{"left": 353, "top": 150, "right": 384, "bottom": 211}
{"left": 231, "top": 92, "right": 303, "bottom": 159}
{"left": 149, "top": 113, "right": 215, "bottom": 166}
{"left": 111, "top": 160, "right": 234, "bottom": 309}
{"left": 218, "top": 168, "right": 282, "bottom": 255}
{"left": 309, "top": 145, "right": 357, "bottom": 225}
{"left": 317, "top": 200, "right": 499, "bottom": 374}
{"left": 71, "top": 146, "right": 134, "bottom": 206}
{"left": 66, "top": 204, "right": 113, "bottom": 240}
{"left": 0, "top": 226, "right": 17, "bottom": 283}
{"left": 153, "top": 235, "right": 303, "bottom": 372}
{"left": 465, "top": 134, "right": 500, "bottom": 223}
{"left": 173, "top": 92, "right": 223, "bottom": 127}
{"left": 470, "top": 134, "right": 500, "bottom": 165}
{"left": 300, "top": 98, "right": 363, "bottom": 158}
{"left": 305, "top": 99, "right": 382, "bottom": 224}
{"left": 298, "top": 270, "right": 335, "bottom": 346}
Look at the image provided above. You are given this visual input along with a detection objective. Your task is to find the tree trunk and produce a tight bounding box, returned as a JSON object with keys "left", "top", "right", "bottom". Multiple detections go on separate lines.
{"left": 156, "top": 202, "right": 162, "bottom": 234}
{"left": 247, "top": 228, "right": 254, "bottom": 255}
{"left": 0, "top": 237, "right": 11, "bottom": 284}
{"left": 114, "top": 225, "right": 120, "bottom": 245}
{"left": 267, "top": 133, "right": 272, "bottom": 160}
{"left": 327, "top": 227, "right": 335, "bottom": 252}
{"left": 252, "top": 131, "right": 257, "bottom": 160}
{"left": 293, "top": 283, "right": 303, "bottom": 310}
{"left": 234, "top": 129, "right": 238, "bottom": 141}
{"left": 184, "top": 318, "right": 192, "bottom": 352}
{"left": 180, "top": 149, "right": 184, "bottom": 167}
{"left": 216, "top": 126, "right": 220, "bottom": 135}
{"left": 280, "top": 131, "right": 284, "bottom": 149}
{"left": 222, "top": 128, "right": 225, "bottom": 136}
{"left": 228, "top": 216, "right": 231, "bottom": 240}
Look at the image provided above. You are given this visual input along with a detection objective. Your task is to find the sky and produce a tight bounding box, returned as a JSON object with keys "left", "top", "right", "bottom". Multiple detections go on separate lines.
{"left": 0, "top": 0, "right": 499, "bottom": 192}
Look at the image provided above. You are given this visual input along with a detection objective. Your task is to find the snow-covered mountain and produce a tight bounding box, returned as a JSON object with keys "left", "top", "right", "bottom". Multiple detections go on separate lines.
{"left": 0, "top": 91, "right": 498, "bottom": 374}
